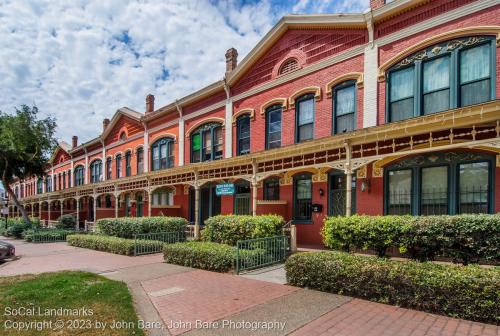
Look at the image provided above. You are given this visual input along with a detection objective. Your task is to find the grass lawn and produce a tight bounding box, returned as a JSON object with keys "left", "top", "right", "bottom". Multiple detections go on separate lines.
{"left": 0, "top": 271, "right": 145, "bottom": 335}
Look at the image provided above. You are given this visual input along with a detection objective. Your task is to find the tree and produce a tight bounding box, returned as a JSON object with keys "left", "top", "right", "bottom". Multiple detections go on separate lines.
{"left": 0, "top": 105, "right": 57, "bottom": 224}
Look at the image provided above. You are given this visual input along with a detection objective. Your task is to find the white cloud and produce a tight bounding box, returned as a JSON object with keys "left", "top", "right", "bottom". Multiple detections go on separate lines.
{"left": 0, "top": 0, "right": 368, "bottom": 143}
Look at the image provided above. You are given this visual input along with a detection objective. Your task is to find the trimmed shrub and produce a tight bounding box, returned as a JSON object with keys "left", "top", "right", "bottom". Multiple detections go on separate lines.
{"left": 202, "top": 215, "right": 284, "bottom": 246}
{"left": 56, "top": 215, "right": 76, "bottom": 229}
{"left": 3, "top": 217, "right": 40, "bottom": 238}
{"left": 322, "top": 214, "right": 500, "bottom": 263}
{"left": 67, "top": 234, "right": 160, "bottom": 256}
{"left": 96, "top": 217, "right": 188, "bottom": 238}
{"left": 23, "top": 229, "right": 76, "bottom": 242}
{"left": 164, "top": 242, "right": 235, "bottom": 272}
{"left": 286, "top": 251, "right": 500, "bottom": 324}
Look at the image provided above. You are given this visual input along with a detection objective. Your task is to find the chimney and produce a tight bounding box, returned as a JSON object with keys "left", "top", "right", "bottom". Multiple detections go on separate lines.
{"left": 146, "top": 94, "right": 155, "bottom": 113}
{"left": 103, "top": 118, "right": 110, "bottom": 132}
{"left": 225, "top": 48, "right": 238, "bottom": 74}
{"left": 72, "top": 136, "right": 78, "bottom": 148}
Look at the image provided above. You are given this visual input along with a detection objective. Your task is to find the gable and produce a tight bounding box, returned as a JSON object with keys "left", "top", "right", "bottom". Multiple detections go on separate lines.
{"left": 52, "top": 147, "right": 70, "bottom": 165}
{"left": 232, "top": 28, "right": 367, "bottom": 95}
{"left": 104, "top": 115, "right": 144, "bottom": 146}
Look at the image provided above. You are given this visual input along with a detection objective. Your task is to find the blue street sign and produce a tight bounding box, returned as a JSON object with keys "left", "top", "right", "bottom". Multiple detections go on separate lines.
{"left": 216, "top": 183, "right": 235, "bottom": 196}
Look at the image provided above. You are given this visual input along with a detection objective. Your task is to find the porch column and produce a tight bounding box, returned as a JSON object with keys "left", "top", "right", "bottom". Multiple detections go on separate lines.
{"left": 39, "top": 202, "right": 42, "bottom": 218}
{"left": 344, "top": 141, "right": 352, "bottom": 217}
{"left": 148, "top": 191, "right": 152, "bottom": 217}
{"left": 48, "top": 202, "right": 51, "bottom": 222}
{"left": 76, "top": 198, "right": 80, "bottom": 229}
{"left": 114, "top": 193, "right": 119, "bottom": 218}
{"left": 31, "top": 204, "right": 34, "bottom": 218}
{"left": 60, "top": 200, "right": 64, "bottom": 217}
{"left": 93, "top": 195, "right": 97, "bottom": 222}
{"left": 251, "top": 160, "right": 258, "bottom": 216}
{"left": 194, "top": 185, "right": 200, "bottom": 239}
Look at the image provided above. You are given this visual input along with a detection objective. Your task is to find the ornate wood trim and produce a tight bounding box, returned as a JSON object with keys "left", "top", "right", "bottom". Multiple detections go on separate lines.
{"left": 325, "top": 73, "right": 364, "bottom": 97}
{"left": 185, "top": 117, "right": 225, "bottom": 138}
{"left": 260, "top": 98, "right": 287, "bottom": 115}
{"left": 232, "top": 108, "right": 255, "bottom": 125}
{"left": 288, "top": 86, "right": 322, "bottom": 109}
{"left": 378, "top": 26, "right": 500, "bottom": 81}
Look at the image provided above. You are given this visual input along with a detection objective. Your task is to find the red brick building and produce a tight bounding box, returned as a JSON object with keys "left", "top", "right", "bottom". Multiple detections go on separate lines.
{"left": 9, "top": 0, "right": 500, "bottom": 245}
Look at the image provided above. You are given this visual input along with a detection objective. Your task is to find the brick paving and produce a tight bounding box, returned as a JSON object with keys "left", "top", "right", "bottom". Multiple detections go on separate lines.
{"left": 289, "top": 299, "right": 499, "bottom": 336}
{"left": 141, "top": 269, "right": 299, "bottom": 335}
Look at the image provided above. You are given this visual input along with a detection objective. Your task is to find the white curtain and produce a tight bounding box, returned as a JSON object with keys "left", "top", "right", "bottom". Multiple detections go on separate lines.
{"left": 336, "top": 85, "right": 355, "bottom": 115}
{"left": 460, "top": 44, "right": 490, "bottom": 83}
{"left": 423, "top": 56, "right": 450, "bottom": 93}
{"left": 390, "top": 67, "right": 414, "bottom": 102}
{"left": 298, "top": 98, "right": 314, "bottom": 125}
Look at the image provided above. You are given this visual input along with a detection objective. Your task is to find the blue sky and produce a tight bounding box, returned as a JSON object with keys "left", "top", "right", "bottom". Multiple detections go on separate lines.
{"left": 0, "top": 0, "right": 369, "bottom": 143}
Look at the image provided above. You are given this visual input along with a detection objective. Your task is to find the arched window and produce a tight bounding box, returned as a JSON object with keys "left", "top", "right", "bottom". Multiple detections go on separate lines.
{"left": 90, "top": 160, "right": 102, "bottom": 183}
{"left": 151, "top": 138, "right": 174, "bottom": 171}
{"left": 191, "top": 123, "right": 223, "bottom": 163}
{"left": 125, "top": 151, "right": 132, "bottom": 177}
{"left": 45, "top": 176, "right": 52, "bottom": 192}
{"left": 333, "top": 80, "right": 356, "bottom": 134}
{"left": 265, "top": 105, "right": 282, "bottom": 149}
{"left": 137, "top": 147, "right": 144, "bottom": 174}
{"left": 74, "top": 166, "right": 85, "bottom": 186}
{"left": 387, "top": 36, "right": 496, "bottom": 122}
{"left": 106, "top": 157, "right": 112, "bottom": 180}
{"left": 62, "top": 172, "right": 66, "bottom": 189}
{"left": 116, "top": 154, "right": 122, "bottom": 178}
{"left": 152, "top": 188, "right": 174, "bottom": 206}
{"left": 53, "top": 174, "right": 58, "bottom": 191}
{"left": 279, "top": 58, "right": 299, "bottom": 75}
{"left": 236, "top": 115, "right": 250, "bottom": 156}
{"left": 295, "top": 93, "right": 315, "bottom": 143}
{"left": 119, "top": 131, "right": 127, "bottom": 141}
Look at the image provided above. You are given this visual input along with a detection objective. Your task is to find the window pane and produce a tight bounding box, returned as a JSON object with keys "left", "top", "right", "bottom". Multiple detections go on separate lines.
{"left": 460, "top": 79, "right": 490, "bottom": 106}
{"left": 335, "top": 85, "right": 355, "bottom": 115}
{"left": 299, "top": 123, "right": 313, "bottom": 141}
{"left": 460, "top": 44, "right": 490, "bottom": 84}
{"left": 390, "top": 67, "right": 414, "bottom": 101}
{"left": 459, "top": 162, "right": 489, "bottom": 214}
{"left": 264, "top": 178, "right": 280, "bottom": 200}
{"left": 294, "top": 176, "right": 312, "bottom": 220}
{"left": 298, "top": 98, "right": 314, "bottom": 125}
{"left": 192, "top": 134, "right": 201, "bottom": 151}
{"left": 423, "top": 89, "right": 450, "bottom": 115}
{"left": 335, "top": 113, "right": 354, "bottom": 133}
{"left": 269, "top": 110, "right": 281, "bottom": 123}
{"left": 296, "top": 179, "right": 312, "bottom": 199}
{"left": 388, "top": 169, "right": 411, "bottom": 215}
{"left": 423, "top": 57, "right": 450, "bottom": 93}
{"left": 391, "top": 98, "right": 414, "bottom": 121}
{"left": 421, "top": 166, "right": 448, "bottom": 215}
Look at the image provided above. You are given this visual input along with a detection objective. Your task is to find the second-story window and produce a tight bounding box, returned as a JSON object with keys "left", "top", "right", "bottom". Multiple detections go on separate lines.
{"left": 116, "top": 154, "right": 122, "bottom": 178}
{"left": 67, "top": 170, "right": 71, "bottom": 187}
{"left": 388, "top": 36, "right": 495, "bottom": 122}
{"left": 62, "top": 172, "right": 66, "bottom": 189}
{"left": 106, "top": 157, "right": 112, "bottom": 180}
{"left": 74, "top": 166, "right": 85, "bottom": 186}
{"left": 125, "top": 151, "right": 131, "bottom": 177}
{"left": 266, "top": 105, "right": 282, "bottom": 149}
{"left": 295, "top": 94, "right": 315, "bottom": 143}
{"left": 37, "top": 179, "right": 43, "bottom": 194}
{"left": 152, "top": 138, "right": 174, "bottom": 171}
{"left": 53, "top": 175, "right": 57, "bottom": 191}
{"left": 90, "top": 159, "right": 102, "bottom": 183}
{"left": 137, "top": 147, "right": 144, "bottom": 174}
{"left": 236, "top": 115, "right": 250, "bottom": 155}
{"left": 191, "top": 123, "right": 223, "bottom": 163}
{"left": 46, "top": 176, "right": 52, "bottom": 192}
{"left": 333, "top": 81, "right": 356, "bottom": 134}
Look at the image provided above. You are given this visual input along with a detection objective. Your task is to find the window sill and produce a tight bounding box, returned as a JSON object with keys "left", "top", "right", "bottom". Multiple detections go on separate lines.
{"left": 151, "top": 205, "right": 181, "bottom": 209}
{"left": 257, "top": 200, "right": 287, "bottom": 205}
{"left": 292, "top": 219, "right": 313, "bottom": 224}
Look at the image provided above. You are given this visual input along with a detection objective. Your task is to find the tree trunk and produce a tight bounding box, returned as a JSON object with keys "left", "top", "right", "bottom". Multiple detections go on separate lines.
{"left": 1, "top": 179, "right": 31, "bottom": 225}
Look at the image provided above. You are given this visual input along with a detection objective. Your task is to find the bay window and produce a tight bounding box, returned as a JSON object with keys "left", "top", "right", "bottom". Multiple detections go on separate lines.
{"left": 387, "top": 36, "right": 495, "bottom": 122}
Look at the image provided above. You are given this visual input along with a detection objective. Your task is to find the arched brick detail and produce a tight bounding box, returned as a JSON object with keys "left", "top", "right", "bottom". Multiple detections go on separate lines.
{"left": 288, "top": 86, "right": 322, "bottom": 109}
{"left": 271, "top": 49, "right": 307, "bottom": 79}
{"left": 232, "top": 108, "right": 255, "bottom": 125}
{"left": 260, "top": 98, "right": 287, "bottom": 115}
{"left": 325, "top": 73, "right": 364, "bottom": 98}
{"left": 185, "top": 117, "right": 225, "bottom": 138}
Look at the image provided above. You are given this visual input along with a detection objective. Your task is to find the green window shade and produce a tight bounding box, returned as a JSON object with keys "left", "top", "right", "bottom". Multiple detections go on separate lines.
{"left": 390, "top": 67, "right": 414, "bottom": 122}
{"left": 192, "top": 134, "right": 201, "bottom": 151}
{"left": 423, "top": 56, "right": 450, "bottom": 115}
{"left": 460, "top": 44, "right": 491, "bottom": 106}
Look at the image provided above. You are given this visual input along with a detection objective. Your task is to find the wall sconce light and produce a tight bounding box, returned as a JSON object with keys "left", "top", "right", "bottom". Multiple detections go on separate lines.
{"left": 319, "top": 188, "right": 324, "bottom": 197}
{"left": 361, "top": 178, "right": 371, "bottom": 192}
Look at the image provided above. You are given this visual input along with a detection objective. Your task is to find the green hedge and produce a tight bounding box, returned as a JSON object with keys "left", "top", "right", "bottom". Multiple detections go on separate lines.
{"left": 56, "top": 214, "right": 76, "bottom": 229}
{"left": 322, "top": 214, "right": 500, "bottom": 263}
{"left": 96, "top": 217, "right": 188, "bottom": 238}
{"left": 164, "top": 242, "right": 235, "bottom": 272}
{"left": 23, "top": 229, "right": 77, "bottom": 242}
{"left": 202, "top": 215, "right": 284, "bottom": 246}
{"left": 3, "top": 217, "right": 42, "bottom": 238}
{"left": 286, "top": 252, "right": 500, "bottom": 324}
{"left": 67, "top": 234, "right": 160, "bottom": 256}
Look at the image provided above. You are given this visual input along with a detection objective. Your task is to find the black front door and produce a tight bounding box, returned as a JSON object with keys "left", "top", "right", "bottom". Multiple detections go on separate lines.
{"left": 328, "top": 172, "right": 356, "bottom": 216}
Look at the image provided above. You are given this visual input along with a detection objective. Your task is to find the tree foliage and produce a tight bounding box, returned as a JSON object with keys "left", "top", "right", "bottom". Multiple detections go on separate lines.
{"left": 0, "top": 105, "right": 57, "bottom": 223}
